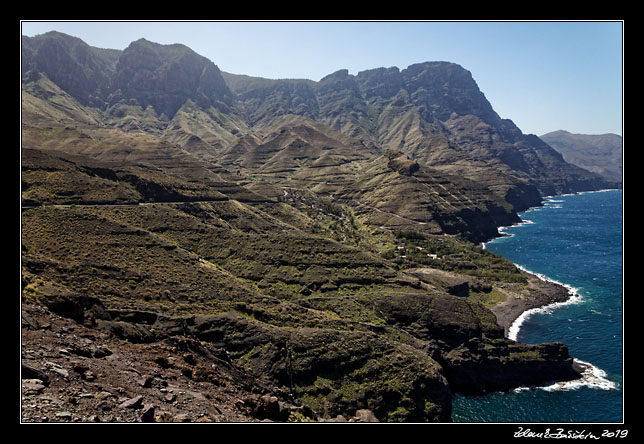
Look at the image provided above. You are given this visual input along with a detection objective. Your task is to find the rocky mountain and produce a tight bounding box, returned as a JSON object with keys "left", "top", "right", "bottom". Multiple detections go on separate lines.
{"left": 21, "top": 32, "right": 118, "bottom": 109}
{"left": 22, "top": 32, "right": 233, "bottom": 117}
{"left": 21, "top": 31, "right": 603, "bottom": 422}
{"left": 223, "top": 62, "right": 617, "bottom": 205}
{"left": 540, "top": 130, "right": 623, "bottom": 185}
{"left": 22, "top": 32, "right": 617, "bottom": 202}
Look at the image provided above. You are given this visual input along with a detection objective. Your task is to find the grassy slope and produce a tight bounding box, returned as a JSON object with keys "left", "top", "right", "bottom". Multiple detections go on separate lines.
{"left": 21, "top": 81, "right": 578, "bottom": 421}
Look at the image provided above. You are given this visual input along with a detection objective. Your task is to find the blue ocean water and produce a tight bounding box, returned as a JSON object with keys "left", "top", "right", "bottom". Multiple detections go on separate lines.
{"left": 452, "top": 189, "right": 623, "bottom": 423}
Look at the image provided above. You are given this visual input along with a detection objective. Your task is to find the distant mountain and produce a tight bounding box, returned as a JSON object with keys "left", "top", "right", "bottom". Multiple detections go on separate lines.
{"left": 539, "top": 130, "right": 623, "bottom": 185}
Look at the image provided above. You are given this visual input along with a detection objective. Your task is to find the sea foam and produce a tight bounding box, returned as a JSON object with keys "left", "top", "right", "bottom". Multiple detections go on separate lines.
{"left": 513, "top": 359, "right": 618, "bottom": 393}
{"left": 507, "top": 265, "right": 617, "bottom": 393}
{"left": 507, "top": 264, "right": 583, "bottom": 342}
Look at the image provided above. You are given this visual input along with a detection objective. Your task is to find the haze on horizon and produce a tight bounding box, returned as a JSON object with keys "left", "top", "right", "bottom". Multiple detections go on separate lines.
{"left": 20, "top": 20, "right": 623, "bottom": 137}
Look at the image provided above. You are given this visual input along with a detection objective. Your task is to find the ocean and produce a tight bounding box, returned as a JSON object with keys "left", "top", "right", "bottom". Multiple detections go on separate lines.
{"left": 451, "top": 189, "right": 623, "bottom": 423}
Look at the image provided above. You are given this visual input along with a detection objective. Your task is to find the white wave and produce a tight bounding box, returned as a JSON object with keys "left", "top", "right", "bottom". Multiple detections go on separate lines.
{"left": 497, "top": 190, "right": 621, "bottom": 396}
{"left": 511, "top": 359, "right": 617, "bottom": 393}
{"left": 543, "top": 193, "right": 576, "bottom": 198}
{"left": 515, "top": 264, "right": 581, "bottom": 296}
{"left": 490, "top": 219, "right": 534, "bottom": 245}
{"left": 506, "top": 219, "right": 534, "bottom": 229}
{"left": 507, "top": 265, "right": 583, "bottom": 342}
{"left": 545, "top": 360, "right": 617, "bottom": 392}
{"left": 541, "top": 189, "right": 619, "bottom": 200}
{"left": 505, "top": 267, "right": 617, "bottom": 393}
{"left": 507, "top": 297, "right": 581, "bottom": 341}
{"left": 578, "top": 189, "right": 620, "bottom": 195}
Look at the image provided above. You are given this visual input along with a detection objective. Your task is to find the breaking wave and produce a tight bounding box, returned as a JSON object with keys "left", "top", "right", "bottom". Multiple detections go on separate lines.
{"left": 513, "top": 359, "right": 618, "bottom": 393}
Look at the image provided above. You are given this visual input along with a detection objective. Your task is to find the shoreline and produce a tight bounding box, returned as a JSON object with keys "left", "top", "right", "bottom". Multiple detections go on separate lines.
{"left": 482, "top": 188, "right": 621, "bottom": 394}
{"left": 484, "top": 189, "right": 620, "bottom": 338}
{"left": 491, "top": 265, "right": 582, "bottom": 340}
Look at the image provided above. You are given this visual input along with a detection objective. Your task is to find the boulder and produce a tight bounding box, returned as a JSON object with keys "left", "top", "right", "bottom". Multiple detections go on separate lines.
{"left": 22, "top": 363, "right": 50, "bottom": 385}
{"left": 22, "top": 379, "right": 46, "bottom": 395}
{"left": 140, "top": 404, "right": 156, "bottom": 423}
{"left": 118, "top": 395, "right": 144, "bottom": 410}
{"left": 351, "top": 409, "right": 379, "bottom": 422}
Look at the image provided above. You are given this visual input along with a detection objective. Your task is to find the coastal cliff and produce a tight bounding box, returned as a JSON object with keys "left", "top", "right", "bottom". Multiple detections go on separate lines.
{"left": 21, "top": 32, "right": 592, "bottom": 422}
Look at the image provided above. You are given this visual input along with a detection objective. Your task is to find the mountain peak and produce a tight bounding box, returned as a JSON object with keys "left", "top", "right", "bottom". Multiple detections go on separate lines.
{"left": 110, "top": 36, "right": 233, "bottom": 118}
{"left": 319, "top": 69, "right": 351, "bottom": 83}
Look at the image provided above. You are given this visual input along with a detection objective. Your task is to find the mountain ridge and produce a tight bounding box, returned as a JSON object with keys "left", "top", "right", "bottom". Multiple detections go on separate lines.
{"left": 21, "top": 31, "right": 612, "bottom": 422}
{"left": 539, "top": 130, "right": 623, "bottom": 185}
{"left": 21, "top": 31, "right": 620, "bottom": 239}
{"left": 22, "top": 32, "right": 617, "bottom": 191}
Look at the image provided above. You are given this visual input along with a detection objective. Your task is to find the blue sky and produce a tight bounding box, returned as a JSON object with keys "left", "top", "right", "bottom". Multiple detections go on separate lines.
{"left": 20, "top": 21, "right": 623, "bottom": 136}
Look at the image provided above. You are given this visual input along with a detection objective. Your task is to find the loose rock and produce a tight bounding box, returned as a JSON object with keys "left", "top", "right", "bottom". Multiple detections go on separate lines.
{"left": 21, "top": 364, "right": 50, "bottom": 385}
{"left": 22, "top": 379, "right": 46, "bottom": 395}
{"left": 351, "top": 409, "right": 379, "bottom": 422}
{"left": 140, "top": 404, "right": 155, "bottom": 423}
{"left": 118, "top": 395, "right": 144, "bottom": 410}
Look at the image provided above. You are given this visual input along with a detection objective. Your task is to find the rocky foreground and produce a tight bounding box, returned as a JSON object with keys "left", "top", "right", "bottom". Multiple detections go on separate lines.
{"left": 21, "top": 302, "right": 382, "bottom": 423}
{"left": 20, "top": 272, "right": 582, "bottom": 423}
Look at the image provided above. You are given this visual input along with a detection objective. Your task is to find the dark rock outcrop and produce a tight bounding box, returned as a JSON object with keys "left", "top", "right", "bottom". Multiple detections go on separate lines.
{"left": 387, "top": 153, "right": 420, "bottom": 176}
{"left": 108, "top": 38, "right": 233, "bottom": 119}
{"left": 21, "top": 32, "right": 117, "bottom": 108}
{"left": 22, "top": 33, "right": 233, "bottom": 119}
{"left": 440, "top": 340, "right": 581, "bottom": 394}
{"left": 371, "top": 291, "right": 581, "bottom": 394}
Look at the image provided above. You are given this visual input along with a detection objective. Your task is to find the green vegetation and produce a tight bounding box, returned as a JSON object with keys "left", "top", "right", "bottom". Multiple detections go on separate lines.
{"left": 384, "top": 229, "right": 526, "bottom": 283}
{"left": 20, "top": 35, "right": 588, "bottom": 420}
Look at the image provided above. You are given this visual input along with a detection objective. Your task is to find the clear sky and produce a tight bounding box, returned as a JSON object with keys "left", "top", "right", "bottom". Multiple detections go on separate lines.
{"left": 20, "top": 20, "right": 623, "bottom": 136}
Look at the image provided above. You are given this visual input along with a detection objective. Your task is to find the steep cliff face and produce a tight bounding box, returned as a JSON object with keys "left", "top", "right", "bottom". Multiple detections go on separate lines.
{"left": 108, "top": 39, "right": 234, "bottom": 119}
{"left": 225, "top": 61, "right": 615, "bottom": 201}
{"left": 21, "top": 32, "right": 117, "bottom": 108}
{"left": 398, "top": 62, "right": 500, "bottom": 124}
{"left": 22, "top": 34, "right": 234, "bottom": 121}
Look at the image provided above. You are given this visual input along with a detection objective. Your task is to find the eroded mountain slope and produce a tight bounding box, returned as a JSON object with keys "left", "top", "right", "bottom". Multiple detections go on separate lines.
{"left": 21, "top": 32, "right": 591, "bottom": 422}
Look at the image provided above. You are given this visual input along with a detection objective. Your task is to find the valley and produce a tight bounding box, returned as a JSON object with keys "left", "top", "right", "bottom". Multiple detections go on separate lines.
{"left": 20, "top": 31, "right": 618, "bottom": 422}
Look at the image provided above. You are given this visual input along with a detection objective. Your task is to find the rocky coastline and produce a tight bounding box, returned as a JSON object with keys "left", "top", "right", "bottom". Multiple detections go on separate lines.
{"left": 484, "top": 195, "right": 590, "bottom": 338}
{"left": 490, "top": 270, "right": 576, "bottom": 338}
